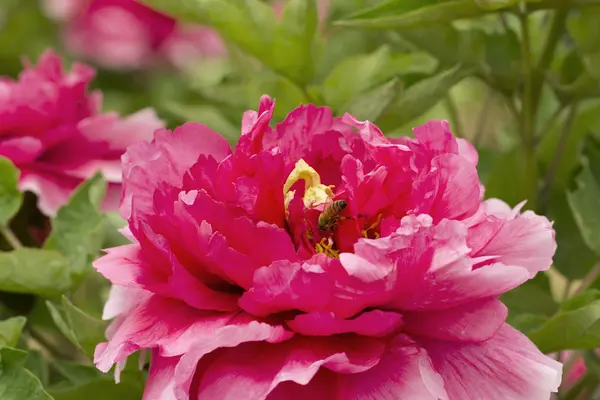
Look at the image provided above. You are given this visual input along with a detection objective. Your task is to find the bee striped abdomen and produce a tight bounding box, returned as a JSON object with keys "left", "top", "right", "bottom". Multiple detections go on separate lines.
{"left": 318, "top": 200, "right": 347, "bottom": 231}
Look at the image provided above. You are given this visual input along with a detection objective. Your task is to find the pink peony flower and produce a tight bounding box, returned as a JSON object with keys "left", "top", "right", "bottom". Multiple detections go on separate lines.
{"left": 42, "top": 0, "right": 227, "bottom": 70}
{"left": 0, "top": 50, "right": 164, "bottom": 216}
{"left": 94, "top": 96, "right": 562, "bottom": 399}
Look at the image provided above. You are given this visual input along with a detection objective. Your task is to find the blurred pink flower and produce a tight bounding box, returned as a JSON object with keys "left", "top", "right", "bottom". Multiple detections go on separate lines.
{"left": 94, "top": 96, "right": 561, "bottom": 399}
{"left": 0, "top": 50, "right": 163, "bottom": 215}
{"left": 43, "top": 0, "right": 226, "bottom": 70}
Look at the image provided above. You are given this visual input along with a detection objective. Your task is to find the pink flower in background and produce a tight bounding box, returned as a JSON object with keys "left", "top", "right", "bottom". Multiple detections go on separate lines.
{"left": 94, "top": 95, "right": 561, "bottom": 399}
{"left": 0, "top": 50, "right": 164, "bottom": 215}
{"left": 43, "top": 0, "right": 226, "bottom": 70}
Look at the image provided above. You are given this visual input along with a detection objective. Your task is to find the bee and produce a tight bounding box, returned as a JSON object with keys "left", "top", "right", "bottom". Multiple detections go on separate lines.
{"left": 318, "top": 200, "right": 347, "bottom": 231}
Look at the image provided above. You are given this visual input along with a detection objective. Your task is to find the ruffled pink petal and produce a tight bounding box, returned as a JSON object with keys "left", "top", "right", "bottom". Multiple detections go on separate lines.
{"left": 121, "top": 122, "right": 231, "bottom": 220}
{"left": 402, "top": 298, "right": 507, "bottom": 342}
{"left": 94, "top": 243, "right": 239, "bottom": 311}
{"left": 411, "top": 120, "right": 458, "bottom": 165}
{"left": 348, "top": 216, "right": 531, "bottom": 311}
{"left": 19, "top": 170, "right": 79, "bottom": 216}
{"left": 412, "top": 153, "right": 481, "bottom": 222}
{"left": 422, "top": 324, "right": 562, "bottom": 400}
{"left": 94, "top": 295, "right": 241, "bottom": 372}
{"left": 0, "top": 137, "right": 43, "bottom": 164}
{"left": 174, "top": 314, "right": 294, "bottom": 398}
{"left": 102, "top": 285, "right": 152, "bottom": 320}
{"left": 143, "top": 350, "right": 178, "bottom": 400}
{"left": 469, "top": 207, "right": 556, "bottom": 276}
{"left": 286, "top": 310, "right": 403, "bottom": 337}
{"left": 239, "top": 257, "right": 336, "bottom": 317}
{"left": 78, "top": 108, "right": 163, "bottom": 150}
{"left": 237, "top": 95, "right": 275, "bottom": 155}
{"left": 191, "top": 336, "right": 385, "bottom": 399}
{"left": 337, "top": 334, "right": 448, "bottom": 400}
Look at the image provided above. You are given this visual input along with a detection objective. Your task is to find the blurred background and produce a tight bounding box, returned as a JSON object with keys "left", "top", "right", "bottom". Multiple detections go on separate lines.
{"left": 1, "top": 0, "right": 600, "bottom": 398}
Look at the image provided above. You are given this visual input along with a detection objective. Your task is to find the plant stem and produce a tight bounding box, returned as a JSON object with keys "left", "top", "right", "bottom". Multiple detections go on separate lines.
{"left": 27, "top": 327, "right": 73, "bottom": 360}
{"left": 562, "top": 280, "right": 573, "bottom": 302}
{"left": 574, "top": 261, "right": 600, "bottom": 297}
{"left": 563, "top": 374, "right": 595, "bottom": 400}
{"left": 531, "top": 9, "right": 568, "bottom": 120}
{"left": 538, "top": 102, "right": 579, "bottom": 213}
{"left": 533, "top": 104, "right": 566, "bottom": 148}
{"left": 518, "top": 10, "right": 537, "bottom": 204}
{"left": 0, "top": 226, "right": 22, "bottom": 249}
{"left": 444, "top": 93, "right": 464, "bottom": 138}
{"left": 473, "top": 88, "right": 495, "bottom": 147}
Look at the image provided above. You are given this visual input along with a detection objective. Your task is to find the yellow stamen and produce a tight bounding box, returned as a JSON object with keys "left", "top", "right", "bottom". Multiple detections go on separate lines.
{"left": 361, "top": 214, "right": 383, "bottom": 239}
{"left": 315, "top": 237, "right": 340, "bottom": 258}
{"left": 283, "top": 159, "right": 334, "bottom": 209}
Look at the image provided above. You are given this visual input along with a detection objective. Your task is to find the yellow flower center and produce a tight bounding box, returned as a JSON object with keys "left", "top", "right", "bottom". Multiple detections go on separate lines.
{"left": 362, "top": 214, "right": 383, "bottom": 239}
{"left": 283, "top": 159, "right": 334, "bottom": 209}
{"left": 315, "top": 237, "right": 340, "bottom": 258}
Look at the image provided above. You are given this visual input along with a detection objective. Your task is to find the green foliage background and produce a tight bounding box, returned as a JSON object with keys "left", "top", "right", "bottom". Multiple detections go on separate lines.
{"left": 1, "top": 0, "right": 600, "bottom": 398}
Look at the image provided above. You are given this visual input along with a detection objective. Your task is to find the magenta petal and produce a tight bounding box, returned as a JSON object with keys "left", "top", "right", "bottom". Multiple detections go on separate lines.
{"left": 412, "top": 153, "right": 480, "bottom": 222}
{"left": 286, "top": 310, "right": 403, "bottom": 337}
{"left": 337, "top": 335, "right": 448, "bottom": 400}
{"left": 143, "top": 350, "right": 178, "bottom": 400}
{"left": 470, "top": 208, "right": 556, "bottom": 276}
{"left": 121, "top": 122, "right": 232, "bottom": 219}
{"left": 423, "top": 324, "right": 561, "bottom": 400}
{"left": 239, "top": 258, "right": 335, "bottom": 317}
{"left": 402, "top": 298, "right": 507, "bottom": 342}
{"left": 174, "top": 313, "right": 294, "bottom": 398}
{"left": 94, "top": 295, "right": 240, "bottom": 372}
{"left": 191, "top": 336, "right": 385, "bottom": 399}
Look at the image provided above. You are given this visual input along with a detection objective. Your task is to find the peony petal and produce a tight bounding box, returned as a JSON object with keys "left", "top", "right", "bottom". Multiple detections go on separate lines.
{"left": 102, "top": 285, "right": 152, "bottom": 320}
{"left": 121, "top": 122, "right": 232, "bottom": 220}
{"left": 239, "top": 257, "right": 335, "bottom": 317}
{"left": 143, "top": 350, "right": 178, "bottom": 400}
{"left": 94, "top": 296, "right": 240, "bottom": 372}
{"left": 422, "top": 324, "right": 562, "bottom": 400}
{"left": 174, "top": 314, "right": 294, "bottom": 398}
{"left": 337, "top": 334, "right": 448, "bottom": 400}
{"left": 286, "top": 310, "right": 403, "bottom": 337}
{"left": 469, "top": 208, "right": 556, "bottom": 276}
{"left": 402, "top": 298, "right": 507, "bottom": 342}
{"left": 412, "top": 153, "right": 481, "bottom": 222}
{"left": 191, "top": 336, "right": 385, "bottom": 399}
{"left": 19, "top": 170, "right": 79, "bottom": 216}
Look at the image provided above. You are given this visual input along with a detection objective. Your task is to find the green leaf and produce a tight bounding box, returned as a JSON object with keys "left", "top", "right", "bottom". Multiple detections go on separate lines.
{"left": 548, "top": 191, "right": 596, "bottom": 279}
{"left": 323, "top": 46, "right": 391, "bottom": 110}
{"left": 502, "top": 273, "right": 558, "bottom": 321}
{"left": 48, "top": 362, "right": 144, "bottom": 400}
{"left": 24, "top": 351, "right": 49, "bottom": 387}
{"left": 537, "top": 100, "right": 600, "bottom": 190}
{"left": 0, "top": 317, "right": 26, "bottom": 347}
{"left": 377, "top": 65, "right": 471, "bottom": 129}
{"left": 483, "top": 29, "right": 521, "bottom": 92}
{"left": 44, "top": 174, "right": 108, "bottom": 282}
{"left": 46, "top": 297, "right": 108, "bottom": 358}
{"left": 567, "top": 143, "right": 600, "bottom": 256}
{"left": 270, "top": 0, "right": 318, "bottom": 84}
{"left": 0, "top": 248, "right": 72, "bottom": 297}
{"left": 567, "top": 7, "right": 600, "bottom": 80}
{"left": 397, "top": 25, "right": 485, "bottom": 68}
{"left": 335, "top": 0, "right": 520, "bottom": 29}
{"left": 164, "top": 102, "right": 239, "bottom": 143}
{"left": 345, "top": 78, "right": 401, "bottom": 122}
{"left": 485, "top": 146, "right": 537, "bottom": 207}
{"left": 0, "top": 157, "right": 23, "bottom": 226}
{"left": 528, "top": 290, "right": 600, "bottom": 353}
{"left": 141, "top": 0, "right": 317, "bottom": 85}
{"left": 0, "top": 347, "right": 53, "bottom": 400}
